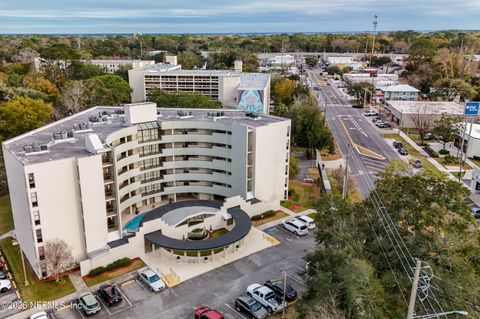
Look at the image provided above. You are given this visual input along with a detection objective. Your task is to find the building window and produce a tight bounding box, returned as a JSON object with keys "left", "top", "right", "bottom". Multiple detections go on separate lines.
{"left": 38, "top": 246, "right": 45, "bottom": 260}
{"left": 40, "top": 263, "right": 47, "bottom": 277}
{"left": 33, "top": 211, "right": 41, "bottom": 226}
{"left": 31, "top": 192, "right": 38, "bottom": 208}
{"left": 28, "top": 173, "right": 35, "bottom": 188}
{"left": 36, "top": 229, "right": 43, "bottom": 243}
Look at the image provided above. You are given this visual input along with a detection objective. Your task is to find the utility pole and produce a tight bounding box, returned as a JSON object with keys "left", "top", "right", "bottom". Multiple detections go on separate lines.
{"left": 407, "top": 259, "right": 422, "bottom": 319}
{"left": 281, "top": 271, "right": 287, "bottom": 319}
{"left": 371, "top": 15, "right": 378, "bottom": 55}
{"left": 19, "top": 244, "right": 29, "bottom": 286}
{"left": 342, "top": 146, "right": 351, "bottom": 200}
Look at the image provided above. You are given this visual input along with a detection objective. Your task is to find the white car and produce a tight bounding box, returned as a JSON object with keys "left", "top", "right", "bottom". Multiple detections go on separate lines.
{"left": 30, "top": 311, "right": 48, "bottom": 319}
{"left": 0, "top": 279, "right": 12, "bottom": 293}
{"left": 282, "top": 219, "right": 308, "bottom": 236}
{"left": 364, "top": 110, "right": 378, "bottom": 116}
{"left": 295, "top": 215, "right": 316, "bottom": 230}
{"left": 246, "top": 284, "right": 286, "bottom": 314}
{"left": 138, "top": 268, "right": 166, "bottom": 292}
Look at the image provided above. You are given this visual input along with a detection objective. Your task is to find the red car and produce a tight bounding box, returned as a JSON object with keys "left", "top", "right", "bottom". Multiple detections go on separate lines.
{"left": 194, "top": 306, "right": 224, "bottom": 319}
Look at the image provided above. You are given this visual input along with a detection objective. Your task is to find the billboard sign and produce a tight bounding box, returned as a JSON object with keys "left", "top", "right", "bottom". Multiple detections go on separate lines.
{"left": 465, "top": 101, "right": 480, "bottom": 115}
{"left": 237, "top": 89, "right": 264, "bottom": 113}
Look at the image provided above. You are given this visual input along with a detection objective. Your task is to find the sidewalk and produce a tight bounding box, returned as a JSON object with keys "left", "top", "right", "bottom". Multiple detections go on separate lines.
{"left": 256, "top": 207, "right": 316, "bottom": 231}
{"left": 68, "top": 271, "right": 89, "bottom": 292}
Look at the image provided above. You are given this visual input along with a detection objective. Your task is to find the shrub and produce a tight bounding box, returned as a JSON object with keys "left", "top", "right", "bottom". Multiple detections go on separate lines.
{"left": 438, "top": 149, "right": 450, "bottom": 155}
{"left": 423, "top": 145, "right": 439, "bottom": 158}
{"left": 473, "top": 155, "right": 480, "bottom": 161}
{"left": 251, "top": 210, "right": 275, "bottom": 221}
{"left": 89, "top": 257, "right": 131, "bottom": 276}
{"left": 443, "top": 154, "right": 457, "bottom": 164}
{"left": 89, "top": 266, "right": 106, "bottom": 277}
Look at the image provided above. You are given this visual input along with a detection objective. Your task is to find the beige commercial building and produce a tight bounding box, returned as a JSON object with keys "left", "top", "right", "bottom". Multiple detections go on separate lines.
{"left": 34, "top": 58, "right": 155, "bottom": 74}
{"left": 2, "top": 103, "right": 290, "bottom": 278}
{"left": 128, "top": 64, "right": 271, "bottom": 113}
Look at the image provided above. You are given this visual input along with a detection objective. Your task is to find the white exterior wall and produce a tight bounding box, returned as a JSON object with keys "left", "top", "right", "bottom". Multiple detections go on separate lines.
{"left": 3, "top": 151, "right": 38, "bottom": 275}
{"left": 77, "top": 155, "right": 109, "bottom": 254}
{"left": 253, "top": 121, "right": 291, "bottom": 202}
{"left": 218, "top": 76, "right": 240, "bottom": 107}
{"left": 128, "top": 68, "right": 147, "bottom": 102}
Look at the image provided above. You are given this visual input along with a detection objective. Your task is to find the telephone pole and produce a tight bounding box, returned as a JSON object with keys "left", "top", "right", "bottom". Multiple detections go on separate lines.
{"left": 342, "top": 145, "right": 351, "bottom": 200}
{"left": 407, "top": 259, "right": 422, "bottom": 319}
{"left": 371, "top": 15, "right": 378, "bottom": 55}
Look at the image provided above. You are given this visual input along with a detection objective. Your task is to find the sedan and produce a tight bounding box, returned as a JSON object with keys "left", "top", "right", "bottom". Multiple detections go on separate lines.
{"left": 235, "top": 295, "right": 268, "bottom": 319}
{"left": 194, "top": 306, "right": 224, "bottom": 319}
{"left": 364, "top": 110, "right": 378, "bottom": 116}
{"left": 471, "top": 207, "right": 480, "bottom": 220}
{"left": 393, "top": 141, "right": 403, "bottom": 149}
{"left": 352, "top": 104, "right": 364, "bottom": 109}
{"left": 0, "top": 279, "right": 11, "bottom": 293}
{"left": 264, "top": 279, "right": 298, "bottom": 302}
{"left": 98, "top": 284, "right": 123, "bottom": 307}
{"left": 138, "top": 268, "right": 166, "bottom": 292}
{"left": 410, "top": 159, "right": 423, "bottom": 169}
{"left": 398, "top": 148, "right": 409, "bottom": 156}
{"left": 376, "top": 122, "right": 391, "bottom": 128}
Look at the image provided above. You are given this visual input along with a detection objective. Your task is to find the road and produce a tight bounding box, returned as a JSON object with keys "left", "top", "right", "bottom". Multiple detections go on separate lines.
{"left": 308, "top": 69, "right": 399, "bottom": 198}
{"left": 24, "top": 225, "right": 314, "bottom": 319}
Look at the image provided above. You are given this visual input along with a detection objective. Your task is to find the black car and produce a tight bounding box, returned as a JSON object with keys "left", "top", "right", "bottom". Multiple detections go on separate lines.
{"left": 352, "top": 104, "right": 364, "bottom": 109}
{"left": 398, "top": 147, "right": 409, "bottom": 156}
{"left": 264, "top": 280, "right": 298, "bottom": 302}
{"left": 234, "top": 295, "right": 268, "bottom": 319}
{"left": 393, "top": 141, "right": 403, "bottom": 149}
{"left": 98, "top": 284, "right": 123, "bottom": 307}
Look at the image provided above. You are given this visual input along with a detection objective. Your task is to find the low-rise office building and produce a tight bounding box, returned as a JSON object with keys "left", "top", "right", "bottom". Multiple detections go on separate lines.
{"left": 376, "top": 84, "right": 420, "bottom": 101}
{"left": 382, "top": 101, "right": 465, "bottom": 128}
{"left": 2, "top": 102, "right": 290, "bottom": 278}
{"left": 128, "top": 64, "right": 271, "bottom": 113}
{"left": 344, "top": 73, "right": 399, "bottom": 85}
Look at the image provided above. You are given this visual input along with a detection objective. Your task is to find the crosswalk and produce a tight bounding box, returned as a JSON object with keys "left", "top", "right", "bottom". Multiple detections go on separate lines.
{"left": 361, "top": 157, "right": 387, "bottom": 176}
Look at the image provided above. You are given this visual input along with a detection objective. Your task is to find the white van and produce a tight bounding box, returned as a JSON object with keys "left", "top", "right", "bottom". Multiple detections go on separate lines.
{"left": 295, "top": 215, "right": 316, "bottom": 230}
{"left": 282, "top": 219, "right": 308, "bottom": 236}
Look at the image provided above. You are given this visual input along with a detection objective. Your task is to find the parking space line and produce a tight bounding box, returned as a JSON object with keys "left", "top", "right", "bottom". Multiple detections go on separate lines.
{"left": 97, "top": 295, "right": 112, "bottom": 316}
{"left": 224, "top": 304, "right": 248, "bottom": 319}
{"left": 76, "top": 305, "right": 86, "bottom": 319}
{"left": 121, "top": 279, "right": 134, "bottom": 287}
{"left": 119, "top": 286, "right": 133, "bottom": 307}
{"left": 287, "top": 274, "right": 306, "bottom": 287}
{"left": 277, "top": 226, "right": 300, "bottom": 240}
{"left": 136, "top": 278, "right": 153, "bottom": 297}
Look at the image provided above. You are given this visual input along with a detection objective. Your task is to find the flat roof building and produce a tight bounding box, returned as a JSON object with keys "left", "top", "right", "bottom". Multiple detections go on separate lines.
{"left": 129, "top": 64, "right": 271, "bottom": 114}
{"left": 3, "top": 102, "right": 290, "bottom": 278}
{"left": 344, "top": 73, "right": 399, "bottom": 85}
{"left": 376, "top": 84, "right": 420, "bottom": 101}
{"left": 34, "top": 58, "right": 155, "bottom": 74}
{"left": 382, "top": 101, "right": 465, "bottom": 128}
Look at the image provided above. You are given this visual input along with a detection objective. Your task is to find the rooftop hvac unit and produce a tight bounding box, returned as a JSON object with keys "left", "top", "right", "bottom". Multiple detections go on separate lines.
{"left": 89, "top": 116, "right": 100, "bottom": 123}
{"left": 23, "top": 145, "right": 33, "bottom": 153}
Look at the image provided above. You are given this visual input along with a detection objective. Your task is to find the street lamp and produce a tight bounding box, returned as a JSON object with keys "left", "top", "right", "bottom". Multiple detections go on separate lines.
{"left": 412, "top": 310, "right": 468, "bottom": 319}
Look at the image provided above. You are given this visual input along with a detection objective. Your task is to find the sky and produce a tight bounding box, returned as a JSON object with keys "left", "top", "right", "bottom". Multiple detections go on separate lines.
{"left": 0, "top": 0, "right": 480, "bottom": 34}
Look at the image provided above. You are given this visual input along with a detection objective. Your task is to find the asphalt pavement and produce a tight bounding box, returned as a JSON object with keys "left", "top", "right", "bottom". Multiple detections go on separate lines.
{"left": 308, "top": 68, "right": 399, "bottom": 198}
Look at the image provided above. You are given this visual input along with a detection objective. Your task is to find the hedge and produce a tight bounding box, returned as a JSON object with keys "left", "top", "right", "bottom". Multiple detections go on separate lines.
{"left": 474, "top": 156, "right": 480, "bottom": 161}
{"left": 438, "top": 149, "right": 450, "bottom": 155}
{"left": 423, "top": 145, "right": 439, "bottom": 158}
{"left": 251, "top": 210, "right": 275, "bottom": 221}
{"left": 88, "top": 257, "right": 131, "bottom": 277}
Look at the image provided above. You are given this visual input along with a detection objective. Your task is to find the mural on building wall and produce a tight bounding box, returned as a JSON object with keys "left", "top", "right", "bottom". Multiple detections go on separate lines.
{"left": 237, "top": 90, "right": 264, "bottom": 113}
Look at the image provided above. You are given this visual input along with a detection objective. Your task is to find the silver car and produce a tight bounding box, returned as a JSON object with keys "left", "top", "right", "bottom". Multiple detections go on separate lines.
{"left": 77, "top": 291, "right": 101, "bottom": 316}
{"left": 138, "top": 268, "right": 166, "bottom": 292}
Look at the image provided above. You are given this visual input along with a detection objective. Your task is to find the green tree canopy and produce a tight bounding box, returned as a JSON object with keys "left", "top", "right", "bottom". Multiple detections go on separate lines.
{"left": 0, "top": 96, "right": 52, "bottom": 140}
{"left": 177, "top": 50, "right": 204, "bottom": 69}
{"left": 40, "top": 43, "right": 80, "bottom": 60}
{"left": 85, "top": 75, "right": 131, "bottom": 106}
{"left": 147, "top": 89, "right": 221, "bottom": 109}
{"left": 347, "top": 81, "right": 375, "bottom": 103}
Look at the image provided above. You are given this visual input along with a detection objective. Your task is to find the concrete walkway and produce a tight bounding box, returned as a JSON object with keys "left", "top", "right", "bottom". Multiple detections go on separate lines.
{"left": 0, "top": 229, "right": 14, "bottom": 240}
{"left": 68, "top": 271, "right": 89, "bottom": 292}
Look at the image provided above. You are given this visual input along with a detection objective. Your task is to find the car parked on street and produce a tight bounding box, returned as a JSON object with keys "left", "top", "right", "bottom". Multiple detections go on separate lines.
{"left": 138, "top": 268, "right": 166, "bottom": 292}
{"left": 246, "top": 284, "right": 286, "bottom": 314}
{"left": 471, "top": 207, "right": 480, "bottom": 220}
{"left": 234, "top": 295, "right": 268, "bottom": 319}
{"left": 194, "top": 306, "right": 224, "bottom": 319}
{"left": 282, "top": 219, "right": 308, "bottom": 236}
{"left": 0, "top": 269, "right": 6, "bottom": 280}
{"left": 264, "top": 279, "right": 298, "bottom": 302}
{"left": 0, "top": 279, "right": 11, "bottom": 293}
{"left": 295, "top": 215, "right": 316, "bottom": 230}
{"left": 77, "top": 291, "right": 101, "bottom": 316}
{"left": 398, "top": 147, "right": 409, "bottom": 155}
{"left": 352, "top": 104, "right": 364, "bottom": 109}
{"left": 410, "top": 159, "right": 423, "bottom": 169}
{"left": 393, "top": 141, "right": 403, "bottom": 149}
{"left": 376, "top": 121, "right": 391, "bottom": 128}
{"left": 98, "top": 284, "right": 123, "bottom": 307}
{"left": 364, "top": 110, "right": 378, "bottom": 116}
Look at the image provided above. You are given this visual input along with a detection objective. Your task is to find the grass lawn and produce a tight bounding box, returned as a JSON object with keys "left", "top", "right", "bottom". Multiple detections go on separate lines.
{"left": 84, "top": 258, "right": 146, "bottom": 287}
{"left": 469, "top": 157, "right": 480, "bottom": 167}
{"left": 281, "top": 181, "right": 321, "bottom": 211}
{"left": 320, "top": 141, "right": 342, "bottom": 161}
{"left": 307, "top": 212, "right": 317, "bottom": 219}
{"left": 452, "top": 171, "right": 466, "bottom": 179}
{"left": 0, "top": 238, "right": 76, "bottom": 303}
{"left": 437, "top": 156, "right": 471, "bottom": 170}
{"left": 326, "top": 169, "right": 362, "bottom": 203}
{"left": 381, "top": 133, "right": 441, "bottom": 175}
{"left": 210, "top": 228, "right": 229, "bottom": 238}
{"left": 307, "top": 167, "right": 320, "bottom": 179}
{"left": 0, "top": 195, "right": 13, "bottom": 236}
{"left": 252, "top": 210, "right": 289, "bottom": 227}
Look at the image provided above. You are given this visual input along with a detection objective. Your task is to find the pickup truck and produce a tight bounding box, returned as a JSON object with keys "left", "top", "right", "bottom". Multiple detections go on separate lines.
{"left": 246, "top": 284, "right": 287, "bottom": 314}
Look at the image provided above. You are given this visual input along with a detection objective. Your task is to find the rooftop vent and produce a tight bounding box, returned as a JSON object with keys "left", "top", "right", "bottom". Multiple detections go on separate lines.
{"left": 72, "top": 122, "right": 90, "bottom": 131}
{"left": 52, "top": 130, "right": 74, "bottom": 141}
{"left": 213, "top": 111, "right": 225, "bottom": 118}
{"left": 89, "top": 116, "right": 108, "bottom": 123}
{"left": 245, "top": 112, "right": 260, "bottom": 119}
{"left": 23, "top": 143, "right": 48, "bottom": 154}
{"left": 177, "top": 110, "right": 193, "bottom": 118}
{"left": 115, "top": 109, "right": 124, "bottom": 115}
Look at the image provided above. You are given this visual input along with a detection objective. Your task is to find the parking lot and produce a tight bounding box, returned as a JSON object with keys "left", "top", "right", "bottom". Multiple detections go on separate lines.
{"left": 37, "top": 224, "right": 314, "bottom": 319}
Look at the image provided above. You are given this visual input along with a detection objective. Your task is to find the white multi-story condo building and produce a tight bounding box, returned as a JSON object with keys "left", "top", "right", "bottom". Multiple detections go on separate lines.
{"left": 2, "top": 103, "right": 290, "bottom": 278}
{"left": 34, "top": 58, "right": 155, "bottom": 74}
{"left": 128, "top": 64, "right": 271, "bottom": 113}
